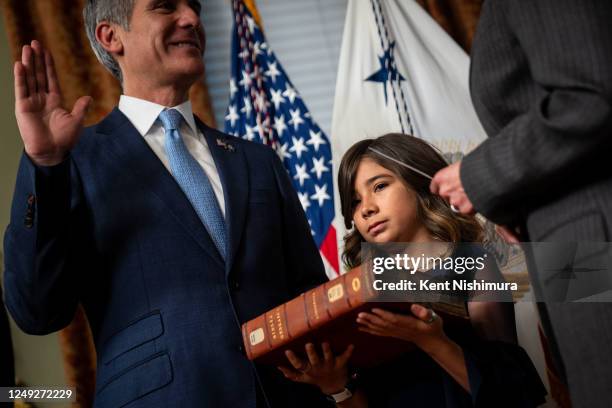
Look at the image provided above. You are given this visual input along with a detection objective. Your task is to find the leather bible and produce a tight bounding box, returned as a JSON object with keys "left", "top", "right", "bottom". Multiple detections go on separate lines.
{"left": 241, "top": 264, "right": 469, "bottom": 367}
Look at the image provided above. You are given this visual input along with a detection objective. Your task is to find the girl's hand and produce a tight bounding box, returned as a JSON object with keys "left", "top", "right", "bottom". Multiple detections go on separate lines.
{"left": 357, "top": 304, "right": 448, "bottom": 354}
{"left": 278, "top": 342, "right": 354, "bottom": 395}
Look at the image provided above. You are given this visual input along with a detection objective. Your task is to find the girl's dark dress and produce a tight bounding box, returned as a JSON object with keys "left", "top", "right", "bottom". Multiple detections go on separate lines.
{"left": 359, "top": 246, "right": 547, "bottom": 407}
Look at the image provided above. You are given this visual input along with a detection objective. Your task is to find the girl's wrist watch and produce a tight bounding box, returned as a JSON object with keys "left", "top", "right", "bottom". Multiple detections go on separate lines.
{"left": 325, "top": 373, "right": 360, "bottom": 404}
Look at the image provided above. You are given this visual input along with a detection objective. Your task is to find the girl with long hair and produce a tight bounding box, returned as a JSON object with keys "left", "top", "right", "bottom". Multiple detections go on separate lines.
{"left": 279, "top": 134, "right": 546, "bottom": 407}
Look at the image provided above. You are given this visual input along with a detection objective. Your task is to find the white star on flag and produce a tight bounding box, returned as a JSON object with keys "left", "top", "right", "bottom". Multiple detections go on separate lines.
{"left": 289, "top": 108, "right": 304, "bottom": 131}
{"left": 245, "top": 15, "right": 256, "bottom": 34}
{"left": 229, "top": 79, "right": 238, "bottom": 98}
{"left": 253, "top": 41, "right": 264, "bottom": 56}
{"left": 289, "top": 136, "right": 308, "bottom": 159}
{"left": 270, "top": 89, "right": 285, "bottom": 110}
{"left": 277, "top": 142, "right": 291, "bottom": 160}
{"left": 265, "top": 61, "right": 281, "bottom": 83}
{"left": 294, "top": 163, "right": 311, "bottom": 186}
{"left": 311, "top": 184, "right": 331, "bottom": 207}
{"left": 306, "top": 130, "right": 326, "bottom": 152}
{"left": 283, "top": 84, "right": 299, "bottom": 104}
{"left": 241, "top": 96, "right": 252, "bottom": 115}
{"left": 238, "top": 48, "right": 249, "bottom": 59}
{"left": 273, "top": 114, "right": 288, "bottom": 137}
{"left": 298, "top": 192, "right": 311, "bottom": 212}
{"left": 245, "top": 123, "right": 259, "bottom": 141}
{"left": 311, "top": 156, "right": 330, "bottom": 179}
{"left": 239, "top": 70, "right": 252, "bottom": 90}
{"left": 225, "top": 105, "right": 239, "bottom": 127}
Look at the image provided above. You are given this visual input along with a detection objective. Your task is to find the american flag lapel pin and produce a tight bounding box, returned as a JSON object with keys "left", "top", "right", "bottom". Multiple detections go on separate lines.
{"left": 216, "top": 138, "right": 235, "bottom": 152}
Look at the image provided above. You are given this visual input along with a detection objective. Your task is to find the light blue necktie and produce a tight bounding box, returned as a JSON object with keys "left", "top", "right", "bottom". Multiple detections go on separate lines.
{"left": 159, "top": 109, "right": 227, "bottom": 260}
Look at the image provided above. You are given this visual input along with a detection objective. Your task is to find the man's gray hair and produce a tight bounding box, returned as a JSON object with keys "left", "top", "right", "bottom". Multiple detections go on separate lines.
{"left": 83, "top": 0, "right": 135, "bottom": 82}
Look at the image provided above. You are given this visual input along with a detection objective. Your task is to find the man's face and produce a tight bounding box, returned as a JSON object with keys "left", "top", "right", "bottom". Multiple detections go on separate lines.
{"left": 118, "top": 0, "right": 205, "bottom": 89}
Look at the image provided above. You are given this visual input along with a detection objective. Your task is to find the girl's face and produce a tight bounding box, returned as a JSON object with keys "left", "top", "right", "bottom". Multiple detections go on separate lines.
{"left": 352, "top": 158, "right": 431, "bottom": 244}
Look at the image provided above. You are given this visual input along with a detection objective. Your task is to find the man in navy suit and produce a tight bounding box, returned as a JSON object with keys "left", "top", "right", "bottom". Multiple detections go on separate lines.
{"left": 3, "top": 0, "right": 330, "bottom": 406}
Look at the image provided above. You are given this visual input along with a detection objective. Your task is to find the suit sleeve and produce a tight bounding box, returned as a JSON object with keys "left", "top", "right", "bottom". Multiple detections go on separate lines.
{"left": 269, "top": 151, "right": 328, "bottom": 295}
{"left": 461, "top": 0, "right": 612, "bottom": 225}
{"left": 460, "top": 341, "right": 547, "bottom": 407}
{"left": 3, "top": 153, "right": 87, "bottom": 334}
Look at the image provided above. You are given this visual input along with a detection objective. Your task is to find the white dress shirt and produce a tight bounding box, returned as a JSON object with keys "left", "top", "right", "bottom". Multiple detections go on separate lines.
{"left": 118, "top": 95, "right": 226, "bottom": 216}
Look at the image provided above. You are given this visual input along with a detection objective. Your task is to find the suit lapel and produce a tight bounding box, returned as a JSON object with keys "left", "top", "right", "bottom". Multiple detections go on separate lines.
{"left": 99, "top": 108, "right": 225, "bottom": 268}
{"left": 197, "top": 118, "right": 248, "bottom": 276}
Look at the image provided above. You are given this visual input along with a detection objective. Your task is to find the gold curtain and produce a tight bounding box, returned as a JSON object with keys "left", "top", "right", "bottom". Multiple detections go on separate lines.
{"left": 0, "top": 1, "right": 217, "bottom": 406}
{"left": 416, "top": 0, "right": 483, "bottom": 53}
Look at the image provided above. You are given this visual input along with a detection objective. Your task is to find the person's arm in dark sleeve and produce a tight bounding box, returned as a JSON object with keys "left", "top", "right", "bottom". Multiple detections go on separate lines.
{"left": 446, "top": 300, "right": 546, "bottom": 407}
{"left": 461, "top": 0, "right": 612, "bottom": 225}
{"left": 3, "top": 153, "right": 85, "bottom": 334}
{"left": 269, "top": 150, "right": 328, "bottom": 295}
{"left": 458, "top": 255, "right": 547, "bottom": 407}
{"left": 459, "top": 340, "right": 547, "bottom": 407}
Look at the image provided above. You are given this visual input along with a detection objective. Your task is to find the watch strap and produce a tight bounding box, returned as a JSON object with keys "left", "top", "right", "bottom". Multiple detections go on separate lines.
{"left": 326, "top": 387, "right": 353, "bottom": 404}
{"left": 325, "top": 372, "right": 360, "bottom": 404}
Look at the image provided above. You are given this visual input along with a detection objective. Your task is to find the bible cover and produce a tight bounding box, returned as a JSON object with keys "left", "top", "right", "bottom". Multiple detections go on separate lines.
{"left": 241, "top": 265, "right": 469, "bottom": 367}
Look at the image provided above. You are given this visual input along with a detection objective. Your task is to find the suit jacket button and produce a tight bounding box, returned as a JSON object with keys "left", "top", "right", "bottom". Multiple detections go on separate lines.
{"left": 237, "top": 344, "right": 245, "bottom": 355}
{"left": 230, "top": 280, "right": 240, "bottom": 291}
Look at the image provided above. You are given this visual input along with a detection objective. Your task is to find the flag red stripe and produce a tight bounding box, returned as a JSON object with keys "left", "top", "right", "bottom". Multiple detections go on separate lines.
{"left": 320, "top": 226, "right": 340, "bottom": 275}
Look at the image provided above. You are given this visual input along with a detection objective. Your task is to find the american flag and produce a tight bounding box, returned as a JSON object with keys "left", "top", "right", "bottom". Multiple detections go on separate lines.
{"left": 224, "top": 0, "right": 339, "bottom": 276}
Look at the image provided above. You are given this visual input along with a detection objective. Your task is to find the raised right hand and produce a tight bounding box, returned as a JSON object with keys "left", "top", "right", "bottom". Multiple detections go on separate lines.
{"left": 15, "top": 40, "right": 91, "bottom": 166}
